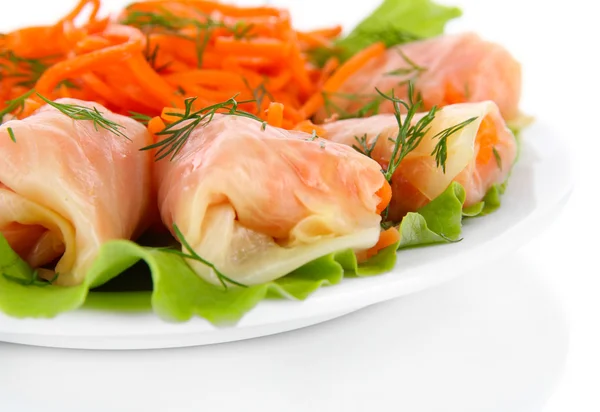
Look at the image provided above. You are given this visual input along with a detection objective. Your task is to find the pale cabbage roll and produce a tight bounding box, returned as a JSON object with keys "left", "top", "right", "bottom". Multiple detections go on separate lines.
{"left": 154, "top": 115, "right": 388, "bottom": 286}
{"left": 0, "top": 99, "right": 153, "bottom": 286}
{"left": 321, "top": 101, "right": 517, "bottom": 221}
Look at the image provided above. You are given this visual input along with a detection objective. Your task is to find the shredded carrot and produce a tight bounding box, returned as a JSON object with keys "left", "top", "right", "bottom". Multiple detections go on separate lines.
{"left": 301, "top": 42, "right": 386, "bottom": 118}
{"left": 366, "top": 227, "right": 401, "bottom": 259}
{"left": 0, "top": 1, "right": 380, "bottom": 133}
{"left": 376, "top": 179, "right": 393, "bottom": 214}
{"left": 266, "top": 102, "right": 284, "bottom": 128}
{"left": 148, "top": 116, "right": 166, "bottom": 136}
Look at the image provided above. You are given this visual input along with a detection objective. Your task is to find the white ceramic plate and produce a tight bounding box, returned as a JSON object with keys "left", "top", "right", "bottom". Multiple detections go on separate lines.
{"left": 0, "top": 120, "right": 573, "bottom": 350}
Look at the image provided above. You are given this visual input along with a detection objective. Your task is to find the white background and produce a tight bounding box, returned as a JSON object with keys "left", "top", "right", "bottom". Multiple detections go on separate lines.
{"left": 0, "top": 0, "right": 598, "bottom": 411}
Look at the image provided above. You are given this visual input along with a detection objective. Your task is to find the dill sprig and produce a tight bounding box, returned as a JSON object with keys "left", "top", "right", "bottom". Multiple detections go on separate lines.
{"left": 375, "top": 83, "right": 438, "bottom": 182}
{"left": 7, "top": 127, "right": 16, "bottom": 142}
{"left": 2, "top": 271, "right": 59, "bottom": 287}
{"left": 122, "top": 9, "right": 255, "bottom": 68}
{"left": 141, "top": 94, "right": 265, "bottom": 161}
{"left": 38, "top": 94, "right": 130, "bottom": 140}
{"left": 0, "top": 89, "right": 36, "bottom": 123}
{"left": 385, "top": 48, "right": 426, "bottom": 78}
{"left": 492, "top": 146, "right": 502, "bottom": 170}
{"left": 129, "top": 111, "right": 153, "bottom": 125}
{"left": 0, "top": 51, "right": 55, "bottom": 88}
{"left": 352, "top": 133, "right": 380, "bottom": 157}
{"left": 243, "top": 77, "right": 273, "bottom": 115}
{"left": 143, "top": 37, "right": 172, "bottom": 73}
{"left": 430, "top": 116, "right": 478, "bottom": 173}
{"left": 322, "top": 90, "right": 386, "bottom": 120}
{"left": 162, "top": 224, "right": 247, "bottom": 290}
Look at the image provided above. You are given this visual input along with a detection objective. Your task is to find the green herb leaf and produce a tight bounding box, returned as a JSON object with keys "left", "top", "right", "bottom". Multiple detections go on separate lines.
{"left": 129, "top": 111, "right": 153, "bottom": 125}
{"left": 169, "top": 224, "right": 247, "bottom": 290}
{"left": 430, "top": 116, "right": 478, "bottom": 173}
{"left": 7, "top": 127, "right": 16, "bottom": 142}
{"left": 141, "top": 95, "right": 266, "bottom": 161}
{"left": 37, "top": 94, "right": 130, "bottom": 140}
{"left": 375, "top": 83, "right": 438, "bottom": 182}
{"left": 0, "top": 89, "right": 35, "bottom": 123}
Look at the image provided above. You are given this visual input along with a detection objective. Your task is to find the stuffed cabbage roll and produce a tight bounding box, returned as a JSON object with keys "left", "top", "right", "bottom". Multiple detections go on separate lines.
{"left": 319, "top": 33, "right": 521, "bottom": 122}
{"left": 321, "top": 101, "right": 517, "bottom": 221}
{"left": 0, "top": 98, "right": 153, "bottom": 286}
{"left": 154, "top": 114, "right": 389, "bottom": 286}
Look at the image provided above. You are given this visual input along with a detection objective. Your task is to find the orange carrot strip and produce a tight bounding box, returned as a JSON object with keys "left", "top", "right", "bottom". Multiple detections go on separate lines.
{"left": 214, "top": 37, "right": 289, "bottom": 59}
{"left": 318, "top": 57, "right": 340, "bottom": 88}
{"left": 296, "top": 32, "right": 331, "bottom": 49}
{"left": 125, "top": 53, "right": 179, "bottom": 107}
{"left": 161, "top": 107, "right": 186, "bottom": 123}
{"left": 301, "top": 42, "right": 385, "bottom": 117}
{"left": 281, "top": 119, "right": 294, "bottom": 130}
{"left": 75, "top": 35, "right": 112, "bottom": 54}
{"left": 267, "top": 71, "right": 291, "bottom": 91}
{"left": 324, "top": 42, "right": 385, "bottom": 92}
{"left": 35, "top": 24, "right": 145, "bottom": 96}
{"left": 288, "top": 38, "right": 314, "bottom": 96}
{"left": 148, "top": 116, "right": 166, "bottom": 136}
{"left": 375, "top": 179, "right": 393, "bottom": 214}
{"left": 60, "top": 0, "right": 100, "bottom": 23}
{"left": 366, "top": 227, "right": 400, "bottom": 259}
{"left": 300, "top": 26, "right": 343, "bottom": 39}
{"left": 164, "top": 70, "right": 248, "bottom": 90}
{"left": 266, "top": 102, "right": 284, "bottom": 128}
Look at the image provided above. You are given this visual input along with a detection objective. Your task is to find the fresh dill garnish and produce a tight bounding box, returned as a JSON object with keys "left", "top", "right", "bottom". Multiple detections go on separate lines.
{"left": 0, "top": 89, "right": 35, "bottom": 123}
{"left": 307, "top": 130, "right": 319, "bottom": 141}
{"left": 2, "top": 271, "right": 59, "bottom": 287}
{"left": 430, "top": 116, "right": 478, "bottom": 173}
{"left": 231, "top": 21, "right": 255, "bottom": 40}
{"left": 0, "top": 51, "right": 56, "bottom": 88}
{"left": 162, "top": 224, "right": 247, "bottom": 290}
{"left": 385, "top": 48, "right": 426, "bottom": 79}
{"left": 129, "top": 111, "right": 153, "bottom": 125}
{"left": 141, "top": 94, "right": 265, "bottom": 161}
{"left": 243, "top": 77, "right": 273, "bottom": 115}
{"left": 37, "top": 94, "right": 130, "bottom": 140}
{"left": 375, "top": 83, "right": 438, "bottom": 182}
{"left": 492, "top": 146, "right": 502, "bottom": 170}
{"left": 352, "top": 133, "right": 380, "bottom": 157}
{"left": 143, "top": 38, "right": 172, "bottom": 73}
{"left": 122, "top": 10, "right": 255, "bottom": 68}
{"left": 7, "top": 127, "right": 16, "bottom": 142}
{"left": 322, "top": 90, "right": 386, "bottom": 120}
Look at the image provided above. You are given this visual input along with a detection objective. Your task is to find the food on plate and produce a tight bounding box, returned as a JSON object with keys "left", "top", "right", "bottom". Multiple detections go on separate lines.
{"left": 310, "top": 33, "right": 522, "bottom": 123}
{"left": 153, "top": 109, "right": 389, "bottom": 286}
{"left": 0, "top": 0, "right": 528, "bottom": 324}
{"left": 321, "top": 100, "right": 517, "bottom": 221}
{"left": 0, "top": 98, "right": 153, "bottom": 286}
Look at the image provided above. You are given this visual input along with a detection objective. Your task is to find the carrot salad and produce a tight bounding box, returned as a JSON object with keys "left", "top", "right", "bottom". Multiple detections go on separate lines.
{"left": 0, "top": 0, "right": 375, "bottom": 127}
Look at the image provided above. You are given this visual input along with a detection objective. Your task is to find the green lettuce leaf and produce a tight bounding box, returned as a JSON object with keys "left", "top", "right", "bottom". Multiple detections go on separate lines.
{"left": 312, "top": 0, "right": 462, "bottom": 65}
{"left": 0, "top": 183, "right": 471, "bottom": 325}
{"left": 398, "top": 182, "right": 465, "bottom": 248}
{"left": 462, "top": 184, "right": 504, "bottom": 217}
